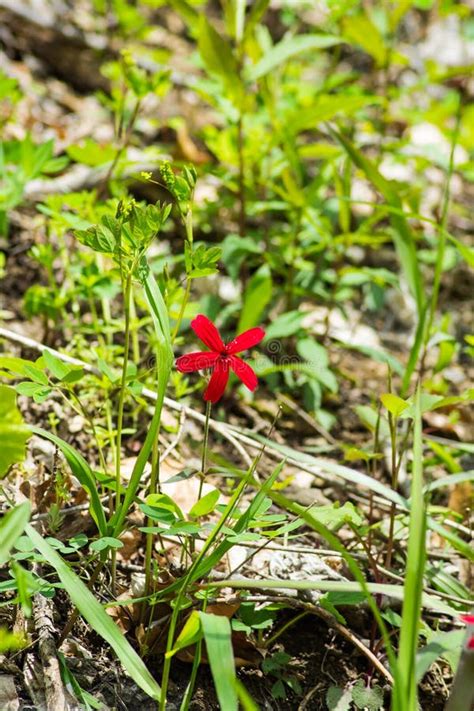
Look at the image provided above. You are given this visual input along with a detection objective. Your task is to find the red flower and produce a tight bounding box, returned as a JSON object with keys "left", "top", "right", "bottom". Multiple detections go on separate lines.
{"left": 175, "top": 314, "right": 265, "bottom": 403}
{"left": 461, "top": 614, "right": 474, "bottom": 650}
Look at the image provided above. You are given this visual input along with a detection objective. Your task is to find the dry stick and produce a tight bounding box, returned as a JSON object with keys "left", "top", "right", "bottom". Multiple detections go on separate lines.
{"left": 222, "top": 591, "right": 394, "bottom": 685}
{"left": 33, "top": 580, "right": 78, "bottom": 710}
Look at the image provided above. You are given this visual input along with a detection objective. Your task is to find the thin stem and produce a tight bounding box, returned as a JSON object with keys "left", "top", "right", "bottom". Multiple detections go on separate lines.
{"left": 263, "top": 611, "right": 309, "bottom": 649}
{"left": 385, "top": 410, "right": 398, "bottom": 571}
{"left": 115, "top": 271, "right": 133, "bottom": 514}
{"left": 129, "top": 285, "right": 141, "bottom": 365}
{"left": 111, "top": 271, "right": 132, "bottom": 591}
{"left": 197, "top": 401, "right": 212, "bottom": 501}
{"left": 100, "top": 98, "right": 141, "bottom": 196}
{"left": 143, "top": 436, "right": 159, "bottom": 615}
{"left": 172, "top": 208, "right": 194, "bottom": 343}
{"left": 237, "top": 109, "right": 246, "bottom": 237}
{"left": 418, "top": 98, "right": 462, "bottom": 381}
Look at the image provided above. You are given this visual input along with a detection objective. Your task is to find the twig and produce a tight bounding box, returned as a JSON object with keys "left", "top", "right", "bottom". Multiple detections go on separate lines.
{"left": 33, "top": 582, "right": 79, "bottom": 710}
{"left": 218, "top": 591, "right": 394, "bottom": 684}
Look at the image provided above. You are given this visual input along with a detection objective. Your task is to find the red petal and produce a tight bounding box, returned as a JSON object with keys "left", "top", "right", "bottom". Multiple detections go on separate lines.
{"left": 229, "top": 355, "right": 258, "bottom": 391}
{"left": 176, "top": 351, "right": 219, "bottom": 373}
{"left": 226, "top": 327, "right": 265, "bottom": 355}
{"left": 468, "top": 636, "right": 474, "bottom": 650}
{"left": 461, "top": 614, "right": 474, "bottom": 625}
{"left": 203, "top": 359, "right": 229, "bottom": 403}
{"left": 191, "top": 314, "right": 224, "bottom": 352}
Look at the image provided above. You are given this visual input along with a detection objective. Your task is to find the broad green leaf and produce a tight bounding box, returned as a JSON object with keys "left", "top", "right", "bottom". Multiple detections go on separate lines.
{"left": 264, "top": 310, "right": 303, "bottom": 339}
{"left": 26, "top": 525, "right": 161, "bottom": 702}
{"left": 67, "top": 139, "right": 115, "bottom": 167}
{"left": 43, "top": 349, "right": 73, "bottom": 380}
{"left": 189, "top": 489, "right": 220, "bottom": 518}
{"left": 0, "top": 356, "right": 35, "bottom": 378}
{"left": 166, "top": 610, "right": 202, "bottom": 659}
{"left": 416, "top": 630, "right": 463, "bottom": 682}
{"left": 29, "top": 427, "right": 107, "bottom": 536}
{"left": 248, "top": 34, "right": 341, "bottom": 80}
{"left": 145, "top": 492, "right": 184, "bottom": 520}
{"left": 0, "top": 502, "right": 31, "bottom": 566}
{"left": 90, "top": 537, "right": 123, "bottom": 553}
{"left": 342, "top": 13, "right": 388, "bottom": 67}
{"left": 380, "top": 393, "right": 409, "bottom": 418}
{"left": 198, "top": 16, "right": 239, "bottom": 89}
{"left": 351, "top": 680, "right": 384, "bottom": 710}
{"left": 199, "top": 612, "right": 238, "bottom": 711}
{"left": 326, "top": 685, "right": 353, "bottom": 711}
{"left": 0, "top": 385, "right": 30, "bottom": 478}
{"left": 307, "top": 502, "right": 362, "bottom": 530}
{"left": 238, "top": 265, "right": 272, "bottom": 332}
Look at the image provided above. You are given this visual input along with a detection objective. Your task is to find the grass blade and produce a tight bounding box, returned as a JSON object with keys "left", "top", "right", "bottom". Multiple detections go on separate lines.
{"left": 199, "top": 612, "right": 238, "bottom": 711}
{"left": 393, "top": 386, "right": 426, "bottom": 711}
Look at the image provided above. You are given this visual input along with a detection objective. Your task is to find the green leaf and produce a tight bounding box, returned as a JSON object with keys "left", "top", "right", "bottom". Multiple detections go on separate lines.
{"left": 326, "top": 685, "right": 352, "bottom": 711}
{"left": 307, "top": 502, "right": 362, "bottom": 531}
{"left": 90, "top": 537, "right": 123, "bottom": 553}
{"left": 189, "top": 489, "right": 220, "bottom": 518}
{"left": 26, "top": 525, "right": 161, "bottom": 702}
{"left": 416, "top": 629, "right": 463, "bottom": 681}
{"left": 351, "top": 680, "right": 384, "bottom": 710}
{"left": 43, "top": 349, "right": 73, "bottom": 380}
{"left": 0, "top": 502, "right": 31, "bottom": 566}
{"left": 290, "top": 94, "right": 383, "bottom": 134}
{"left": 342, "top": 13, "right": 388, "bottom": 67}
{"left": 146, "top": 492, "right": 184, "bottom": 520}
{"left": 248, "top": 34, "right": 341, "bottom": 80}
{"left": 29, "top": 427, "right": 107, "bottom": 536}
{"left": 166, "top": 610, "right": 202, "bottom": 659}
{"left": 67, "top": 139, "right": 116, "bottom": 167}
{"left": 0, "top": 385, "right": 31, "bottom": 478}
{"left": 380, "top": 393, "right": 409, "bottom": 418}
{"left": 199, "top": 612, "right": 238, "bottom": 711}
{"left": 237, "top": 265, "right": 272, "bottom": 332}
{"left": 198, "top": 16, "right": 239, "bottom": 89}
{"left": 264, "top": 311, "right": 303, "bottom": 339}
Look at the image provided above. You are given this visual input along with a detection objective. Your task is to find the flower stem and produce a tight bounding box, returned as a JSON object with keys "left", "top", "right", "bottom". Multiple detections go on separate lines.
{"left": 111, "top": 270, "right": 132, "bottom": 590}
{"left": 197, "top": 400, "right": 212, "bottom": 501}
{"left": 115, "top": 271, "right": 132, "bottom": 512}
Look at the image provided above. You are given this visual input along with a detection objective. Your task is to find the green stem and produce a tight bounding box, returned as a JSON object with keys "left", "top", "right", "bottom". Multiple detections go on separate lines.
{"left": 129, "top": 285, "right": 141, "bottom": 365}
{"left": 263, "top": 611, "right": 309, "bottom": 649}
{"left": 115, "top": 271, "right": 133, "bottom": 514}
{"left": 172, "top": 208, "right": 194, "bottom": 343}
{"left": 111, "top": 271, "right": 132, "bottom": 590}
{"left": 145, "top": 438, "right": 159, "bottom": 593}
{"left": 197, "top": 401, "right": 212, "bottom": 501}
